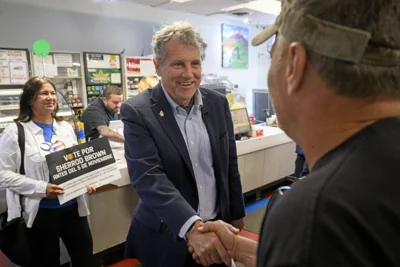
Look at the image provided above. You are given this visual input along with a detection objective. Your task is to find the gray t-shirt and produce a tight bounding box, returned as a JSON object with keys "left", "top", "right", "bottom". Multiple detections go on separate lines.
{"left": 80, "top": 98, "right": 117, "bottom": 141}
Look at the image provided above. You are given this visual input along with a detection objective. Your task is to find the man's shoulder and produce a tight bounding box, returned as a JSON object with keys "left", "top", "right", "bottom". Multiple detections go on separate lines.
{"left": 82, "top": 99, "right": 105, "bottom": 116}
{"left": 199, "top": 87, "right": 227, "bottom": 103}
{"left": 123, "top": 89, "right": 152, "bottom": 109}
{"left": 84, "top": 99, "right": 102, "bottom": 110}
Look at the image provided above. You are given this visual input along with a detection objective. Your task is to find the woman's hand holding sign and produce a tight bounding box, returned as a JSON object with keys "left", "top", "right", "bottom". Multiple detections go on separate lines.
{"left": 46, "top": 184, "right": 96, "bottom": 198}
{"left": 87, "top": 185, "right": 96, "bottom": 194}
{"left": 46, "top": 183, "right": 64, "bottom": 198}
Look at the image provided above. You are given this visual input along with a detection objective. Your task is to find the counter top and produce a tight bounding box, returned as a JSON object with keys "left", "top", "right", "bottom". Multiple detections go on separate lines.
{"left": 109, "top": 126, "right": 293, "bottom": 188}
{"left": 236, "top": 126, "right": 293, "bottom": 156}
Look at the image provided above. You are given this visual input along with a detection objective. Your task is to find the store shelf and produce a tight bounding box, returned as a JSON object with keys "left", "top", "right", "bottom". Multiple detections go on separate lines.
{"left": 57, "top": 111, "right": 74, "bottom": 117}
{"left": 71, "top": 105, "right": 84, "bottom": 108}
{"left": 0, "top": 105, "right": 19, "bottom": 111}
{"left": 0, "top": 91, "right": 21, "bottom": 96}
{"left": 0, "top": 117, "right": 15, "bottom": 123}
{"left": 52, "top": 76, "right": 82, "bottom": 79}
{"left": 86, "top": 83, "right": 121, "bottom": 86}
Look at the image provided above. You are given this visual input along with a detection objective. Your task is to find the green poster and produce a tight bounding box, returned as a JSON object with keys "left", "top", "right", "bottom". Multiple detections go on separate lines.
{"left": 87, "top": 68, "right": 121, "bottom": 84}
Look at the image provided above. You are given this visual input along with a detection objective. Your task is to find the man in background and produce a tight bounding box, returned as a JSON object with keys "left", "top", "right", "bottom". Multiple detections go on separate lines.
{"left": 294, "top": 144, "right": 309, "bottom": 177}
{"left": 190, "top": 0, "right": 400, "bottom": 266}
{"left": 80, "top": 85, "right": 124, "bottom": 142}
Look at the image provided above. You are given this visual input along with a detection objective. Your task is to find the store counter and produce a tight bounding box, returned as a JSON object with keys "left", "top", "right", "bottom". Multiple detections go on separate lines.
{"left": 87, "top": 153, "right": 137, "bottom": 255}
{"left": 237, "top": 125, "right": 296, "bottom": 193}
{"left": 88, "top": 126, "right": 296, "bottom": 254}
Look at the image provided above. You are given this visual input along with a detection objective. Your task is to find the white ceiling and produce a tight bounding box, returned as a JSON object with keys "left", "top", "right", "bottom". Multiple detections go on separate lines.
{"left": 121, "top": 0, "right": 252, "bottom": 14}
{"left": 119, "top": 0, "right": 278, "bottom": 26}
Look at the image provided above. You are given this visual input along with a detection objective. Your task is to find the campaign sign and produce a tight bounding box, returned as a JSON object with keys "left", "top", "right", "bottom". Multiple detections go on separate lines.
{"left": 46, "top": 138, "right": 122, "bottom": 204}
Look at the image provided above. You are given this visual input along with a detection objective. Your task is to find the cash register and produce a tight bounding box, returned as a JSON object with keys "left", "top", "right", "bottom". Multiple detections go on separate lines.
{"left": 231, "top": 108, "right": 252, "bottom": 141}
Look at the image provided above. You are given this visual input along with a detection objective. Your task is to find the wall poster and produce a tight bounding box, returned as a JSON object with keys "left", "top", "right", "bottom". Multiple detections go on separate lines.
{"left": 221, "top": 24, "right": 249, "bottom": 69}
{"left": 0, "top": 49, "right": 30, "bottom": 85}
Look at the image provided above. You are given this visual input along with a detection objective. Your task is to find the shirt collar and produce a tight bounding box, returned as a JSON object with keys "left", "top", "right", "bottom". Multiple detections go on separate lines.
{"left": 161, "top": 83, "right": 203, "bottom": 112}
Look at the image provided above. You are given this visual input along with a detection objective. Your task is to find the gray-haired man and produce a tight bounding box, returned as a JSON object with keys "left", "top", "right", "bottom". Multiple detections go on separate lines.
{"left": 121, "top": 22, "right": 245, "bottom": 267}
{"left": 193, "top": 0, "right": 400, "bottom": 266}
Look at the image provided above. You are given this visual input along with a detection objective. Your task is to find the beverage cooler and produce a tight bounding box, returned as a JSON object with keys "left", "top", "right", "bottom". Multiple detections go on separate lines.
{"left": 123, "top": 56, "right": 158, "bottom": 100}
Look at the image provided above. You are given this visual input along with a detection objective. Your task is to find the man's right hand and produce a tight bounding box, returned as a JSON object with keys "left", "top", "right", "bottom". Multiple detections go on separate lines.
{"left": 186, "top": 220, "right": 232, "bottom": 266}
{"left": 46, "top": 183, "right": 64, "bottom": 198}
{"left": 197, "top": 221, "right": 258, "bottom": 267}
{"left": 197, "top": 220, "right": 240, "bottom": 261}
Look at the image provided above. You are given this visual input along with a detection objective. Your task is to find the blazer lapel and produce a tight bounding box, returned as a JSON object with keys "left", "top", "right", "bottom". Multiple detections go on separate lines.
{"left": 150, "top": 85, "right": 195, "bottom": 179}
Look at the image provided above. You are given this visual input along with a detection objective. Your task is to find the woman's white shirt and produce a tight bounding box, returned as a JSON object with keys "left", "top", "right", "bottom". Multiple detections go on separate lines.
{"left": 0, "top": 120, "right": 90, "bottom": 228}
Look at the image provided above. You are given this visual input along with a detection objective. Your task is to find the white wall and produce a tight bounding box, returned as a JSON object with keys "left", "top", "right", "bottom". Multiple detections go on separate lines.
{"left": 0, "top": 0, "right": 276, "bottom": 113}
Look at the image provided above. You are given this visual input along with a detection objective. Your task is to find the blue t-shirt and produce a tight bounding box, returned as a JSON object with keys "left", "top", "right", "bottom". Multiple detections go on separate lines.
{"left": 33, "top": 121, "right": 77, "bottom": 209}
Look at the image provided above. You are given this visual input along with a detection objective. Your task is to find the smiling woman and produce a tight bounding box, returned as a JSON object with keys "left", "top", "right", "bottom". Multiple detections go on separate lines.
{"left": 0, "top": 76, "right": 96, "bottom": 266}
{"left": 15, "top": 77, "right": 60, "bottom": 123}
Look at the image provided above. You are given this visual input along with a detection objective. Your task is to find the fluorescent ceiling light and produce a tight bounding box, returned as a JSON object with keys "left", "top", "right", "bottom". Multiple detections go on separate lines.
{"left": 222, "top": 0, "right": 281, "bottom": 16}
{"left": 171, "top": 0, "right": 193, "bottom": 3}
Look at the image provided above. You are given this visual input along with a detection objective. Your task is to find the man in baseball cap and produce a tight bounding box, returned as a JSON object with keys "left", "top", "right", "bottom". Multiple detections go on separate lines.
{"left": 190, "top": 0, "right": 400, "bottom": 266}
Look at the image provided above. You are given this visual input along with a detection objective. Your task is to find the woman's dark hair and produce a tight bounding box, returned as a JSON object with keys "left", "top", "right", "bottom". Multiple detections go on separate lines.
{"left": 15, "top": 76, "right": 60, "bottom": 122}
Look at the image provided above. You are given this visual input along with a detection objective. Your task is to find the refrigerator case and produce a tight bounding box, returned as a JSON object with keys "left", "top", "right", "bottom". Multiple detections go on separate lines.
{"left": 123, "top": 56, "right": 158, "bottom": 100}
{"left": 0, "top": 89, "right": 74, "bottom": 134}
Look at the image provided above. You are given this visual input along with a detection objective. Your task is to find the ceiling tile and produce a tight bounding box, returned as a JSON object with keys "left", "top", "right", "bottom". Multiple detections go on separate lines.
{"left": 120, "top": 0, "right": 276, "bottom": 25}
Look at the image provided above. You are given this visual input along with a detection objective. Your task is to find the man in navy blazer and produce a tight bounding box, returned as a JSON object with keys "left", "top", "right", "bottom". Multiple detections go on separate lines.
{"left": 121, "top": 21, "right": 246, "bottom": 267}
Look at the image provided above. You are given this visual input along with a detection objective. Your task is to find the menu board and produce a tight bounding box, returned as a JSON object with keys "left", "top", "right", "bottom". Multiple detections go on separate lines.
{"left": 0, "top": 49, "right": 30, "bottom": 85}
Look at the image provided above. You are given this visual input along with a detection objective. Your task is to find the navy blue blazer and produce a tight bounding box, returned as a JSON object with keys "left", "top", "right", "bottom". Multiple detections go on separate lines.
{"left": 121, "top": 84, "right": 245, "bottom": 255}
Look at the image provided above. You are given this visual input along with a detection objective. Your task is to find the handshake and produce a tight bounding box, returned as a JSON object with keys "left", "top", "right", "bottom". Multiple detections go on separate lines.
{"left": 186, "top": 219, "right": 246, "bottom": 266}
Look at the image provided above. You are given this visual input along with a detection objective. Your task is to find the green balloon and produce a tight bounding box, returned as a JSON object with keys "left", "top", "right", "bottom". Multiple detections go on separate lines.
{"left": 32, "top": 39, "right": 51, "bottom": 56}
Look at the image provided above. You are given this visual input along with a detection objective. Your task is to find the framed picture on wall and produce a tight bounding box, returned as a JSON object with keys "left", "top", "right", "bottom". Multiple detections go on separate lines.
{"left": 221, "top": 24, "right": 249, "bottom": 69}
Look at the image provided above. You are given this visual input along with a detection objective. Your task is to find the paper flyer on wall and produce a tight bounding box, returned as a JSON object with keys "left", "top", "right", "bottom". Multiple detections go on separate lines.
{"left": 0, "top": 49, "right": 29, "bottom": 85}
{"left": 46, "top": 138, "right": 122, "bottom": 204}
{"left": 53, "top": 53, "right": 73, "bottom": 67}
{"left": 9, "top": 61, "right": 29, "bottom": 84}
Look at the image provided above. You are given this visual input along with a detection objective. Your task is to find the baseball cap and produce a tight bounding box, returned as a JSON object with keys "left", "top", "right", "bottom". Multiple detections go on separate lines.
{"left": 252, "top": 0, "right": 400, "bottom": 67}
